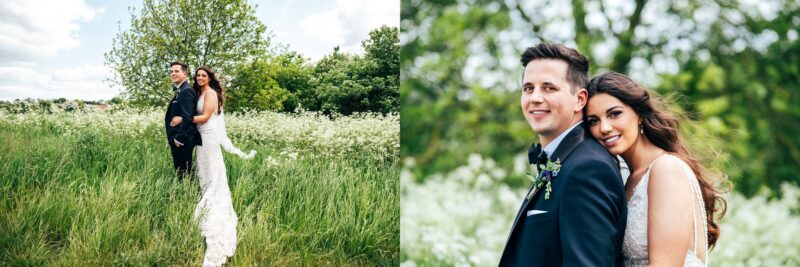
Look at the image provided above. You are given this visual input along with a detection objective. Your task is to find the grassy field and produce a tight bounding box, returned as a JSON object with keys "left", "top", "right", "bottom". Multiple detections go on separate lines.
{"left": 0, "top": 109, "right": 399, "bottom": 266}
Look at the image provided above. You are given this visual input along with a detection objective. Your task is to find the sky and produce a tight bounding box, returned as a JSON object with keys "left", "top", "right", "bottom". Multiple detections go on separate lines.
{"left": 0, "top": 0, "right": 400, "bottom": 101}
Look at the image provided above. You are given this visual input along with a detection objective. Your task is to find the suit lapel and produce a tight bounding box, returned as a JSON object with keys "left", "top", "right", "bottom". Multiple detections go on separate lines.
{"left": 503, "top": 124, "right": 589, "bottom": 251}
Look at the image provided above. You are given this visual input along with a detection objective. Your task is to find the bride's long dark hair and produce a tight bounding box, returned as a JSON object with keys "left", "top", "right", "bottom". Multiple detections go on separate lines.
{"left": 193, "top": 66, "right": 224, "bottom": 114}
{"left": 586, "top": 71, "right": 729, "bottom": 249}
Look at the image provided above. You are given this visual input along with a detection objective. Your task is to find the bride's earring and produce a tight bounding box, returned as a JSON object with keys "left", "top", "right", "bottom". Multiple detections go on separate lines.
{"left": 639, "top": 123, "right": 644, "bottom": 135}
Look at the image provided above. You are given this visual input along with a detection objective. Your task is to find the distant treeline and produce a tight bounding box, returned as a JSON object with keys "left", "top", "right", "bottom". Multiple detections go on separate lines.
{"left": 0, "top": 98, "right": 122, "bottom": 113}
{"left": 225, "top": 26, "right": 399, "bottom": 115}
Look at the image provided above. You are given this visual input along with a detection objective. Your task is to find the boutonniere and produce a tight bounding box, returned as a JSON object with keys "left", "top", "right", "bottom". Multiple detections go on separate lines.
{"left": 526, "top": 158, "right": 562, "bottom": 200}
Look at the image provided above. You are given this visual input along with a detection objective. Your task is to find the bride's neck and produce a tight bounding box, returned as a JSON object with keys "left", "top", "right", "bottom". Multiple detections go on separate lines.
{"left": 620, "top": 135, "right": 664, "bottom": 173}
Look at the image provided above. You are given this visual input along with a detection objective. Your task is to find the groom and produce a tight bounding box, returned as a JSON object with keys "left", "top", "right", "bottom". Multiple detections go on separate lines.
{"left": 499, "top": 43, "right": 626, "bottom": 266}
{"left": 165, "top": 61, "right": 202, "bottom": 181}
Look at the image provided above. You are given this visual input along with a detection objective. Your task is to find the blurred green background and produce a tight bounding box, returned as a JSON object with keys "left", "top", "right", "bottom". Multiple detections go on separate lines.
{"left": 401, "top": 0, "right": 800, "bottom": 197}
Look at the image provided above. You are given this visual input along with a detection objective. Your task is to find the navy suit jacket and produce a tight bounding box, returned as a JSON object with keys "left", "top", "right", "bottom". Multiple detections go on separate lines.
{"left": 499, "top": 125, "right": 626, "bottom": 267}
{"left": 165, "top": 80, "right": 202, "bottom": 146}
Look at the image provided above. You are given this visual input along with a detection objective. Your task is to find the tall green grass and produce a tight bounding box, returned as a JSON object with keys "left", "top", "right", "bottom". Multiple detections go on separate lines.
{"left": 0, "top": 113, "right": 398, "bottom": 266}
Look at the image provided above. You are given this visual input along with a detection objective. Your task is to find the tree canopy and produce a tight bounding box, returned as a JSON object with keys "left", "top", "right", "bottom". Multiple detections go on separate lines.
{"left": 401, "top": 0, "right": 800, "bottom": 196}
{"left": 105, "top": 0, "right": 269, "bottom": 107}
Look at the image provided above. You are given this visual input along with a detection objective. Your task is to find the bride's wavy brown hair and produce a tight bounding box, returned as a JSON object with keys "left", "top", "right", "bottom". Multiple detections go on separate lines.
{"left": 586, "top": 71, "right": 729, "bottom": 249}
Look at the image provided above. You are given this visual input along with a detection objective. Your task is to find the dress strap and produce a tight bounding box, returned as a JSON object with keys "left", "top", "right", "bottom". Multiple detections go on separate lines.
{"left": 637, "top": 153, "right": 671, "bottom": 196}
{"left": 690, "top": 173, "right": 698, "bottom": 252}
{"left": 671, "top": 155, "right": 708, "bottom": 262}
{"left": 649, "top": 154, "right": 709, "bottom": 263}
{"left": 645, "top": 153, "right": 670, "bottom": 173}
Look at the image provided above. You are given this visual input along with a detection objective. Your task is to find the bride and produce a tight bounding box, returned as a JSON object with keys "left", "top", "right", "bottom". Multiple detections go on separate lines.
{"left": 171, "top": 66, "right": 255, "bottom": 266}
{"left": 583, "top": 72, "right": 728, "bottom": 266}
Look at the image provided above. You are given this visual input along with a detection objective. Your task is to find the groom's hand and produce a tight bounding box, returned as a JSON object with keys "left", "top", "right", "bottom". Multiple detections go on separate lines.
{"left": 174, "top": 138, "right": 184, "bottom": 147}
{"left": 170, "top": 116, "right": 183, "bottom": 127}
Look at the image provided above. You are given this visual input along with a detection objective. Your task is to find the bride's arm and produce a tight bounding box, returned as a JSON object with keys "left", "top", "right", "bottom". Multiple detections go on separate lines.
{"left": 647, "top": 157, "right": 695, "bottom": 267}
{"left": 193, "top": 91, "right": 217, "bottom": 123}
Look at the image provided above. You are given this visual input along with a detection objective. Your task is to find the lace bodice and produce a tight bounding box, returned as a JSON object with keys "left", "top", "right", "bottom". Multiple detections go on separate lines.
{"left": 197, "top": 93, "right": 220, "bottom": 132}
{"left": 622, "top": 155, "right": 708, "bottom": 267}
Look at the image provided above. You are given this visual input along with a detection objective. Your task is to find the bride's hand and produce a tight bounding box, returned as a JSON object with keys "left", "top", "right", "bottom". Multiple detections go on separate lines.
{"left": 170, "top": 116, "right": 183, "bottom": 127}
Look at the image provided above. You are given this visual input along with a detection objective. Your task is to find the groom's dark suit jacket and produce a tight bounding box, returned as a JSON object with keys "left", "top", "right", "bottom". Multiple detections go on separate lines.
{"left": 165, "top": 80, "right": 202, "bottom": 146}
{"left": 499, "top": 125, "right": 626, "bottom": 267}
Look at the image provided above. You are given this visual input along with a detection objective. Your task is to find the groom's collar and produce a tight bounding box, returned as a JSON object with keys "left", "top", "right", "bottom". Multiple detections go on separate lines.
{"left": 549, "top": 122, "right": 588, "bottom": 163}
{"left": 174, "top": 80, "right": 188, "bottom": 91}
{"left": 529, "top": 121, "right": 587, "bottom": 165}
{"left": 543, "top": 121, "right": 583, "bottom": 157}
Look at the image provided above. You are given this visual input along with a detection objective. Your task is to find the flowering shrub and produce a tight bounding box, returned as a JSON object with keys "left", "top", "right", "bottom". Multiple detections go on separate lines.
{"left": 0, "top": 108, "right": 399, "bottom": 161}
{"left": 224, "top": 110, "right": 399, "bottom": 160}
{"left": 712, "top": 184, "right": 800, "bottom": 266}
{"left": 401, "top": 154, "right": 800, "bottom": 266}
{"left": 401, "top": 154, "right": 522, "bottom": 266}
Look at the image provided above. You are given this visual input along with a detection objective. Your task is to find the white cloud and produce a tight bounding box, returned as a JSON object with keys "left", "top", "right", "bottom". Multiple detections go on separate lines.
{"left": 300, "top": 9, "right": 346, "bottom": 47}
{"left": 0, "top": 0, "right": 104, "bottom": 65}
{"left": 0, "top": 66, "right": 51, "bottom": 86}
{"left": 299, "top": 0, "right": 399, "bottom": 57}
{"left": 0, "top": 0, "right": 111, "bottom": 100}
{"left": 0, "top": 65, "right": 118, "bottom": 101}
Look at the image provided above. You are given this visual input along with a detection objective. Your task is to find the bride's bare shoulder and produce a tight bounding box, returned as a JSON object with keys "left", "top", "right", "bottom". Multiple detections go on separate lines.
{"left": 202, "top": 89, "right": 218, "bottom": 103}
{"left": 648, "top": 154, "right": 693, "bottom": 198}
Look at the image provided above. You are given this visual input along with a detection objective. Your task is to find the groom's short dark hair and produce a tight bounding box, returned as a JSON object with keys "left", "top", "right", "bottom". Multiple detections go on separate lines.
{"left": 520, "top": 43, "right": 589, "bottom": 92}
{"left": 170, "top": 61, "right": 189, "bottom": 74}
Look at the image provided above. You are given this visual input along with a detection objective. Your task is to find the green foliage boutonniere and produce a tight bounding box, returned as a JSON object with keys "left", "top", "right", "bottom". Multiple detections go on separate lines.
{"left": 526, "top": 159, "right": 562, "bottom": 200}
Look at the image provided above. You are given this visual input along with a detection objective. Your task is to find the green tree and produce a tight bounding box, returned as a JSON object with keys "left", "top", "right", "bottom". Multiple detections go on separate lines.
{"left": 109, "top": 97, "right": 123, "bottom": 105}
{"left": 401, "top": 1, "right": 523, "bottom": 177}
{"left": 307, "top": 26, "right": 400, "bottom": 115}
{"left": 268, "top": 51, "right": 313, "bottom": 112}
{"left": 401, "top": 0, "right": 800, "bottom": 195}
{"left": 655, "top": 2, "right": 800, "bottom": 196}
{"left": 105, "top": 0, "right": 269, "bottom": 107}
{"left": 364, "top": 26, "right": 400, "bottom": 76}
{"left": 310, "top": 48, "right": 366, "bottom": 115}
{"left": 227, "top": 52, "right": 311, "bottom": 112}
{"left": 362, "top": 25, "right": 400, "bottom": 114}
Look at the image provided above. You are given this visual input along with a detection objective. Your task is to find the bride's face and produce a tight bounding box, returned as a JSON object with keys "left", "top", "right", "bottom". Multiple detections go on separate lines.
{"left": 196, "top": 70, "right": 209, "bottom": 87}
{"left": 585, "top": 93, "right": 641, "bottom": 155}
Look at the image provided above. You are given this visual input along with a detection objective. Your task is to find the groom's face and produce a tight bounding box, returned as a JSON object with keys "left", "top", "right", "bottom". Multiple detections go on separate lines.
{"left": 520, "top": 59, "right": 585, "bottom": 140}
{"left": 170, "top": 65, "right": 187, "bottom": 84}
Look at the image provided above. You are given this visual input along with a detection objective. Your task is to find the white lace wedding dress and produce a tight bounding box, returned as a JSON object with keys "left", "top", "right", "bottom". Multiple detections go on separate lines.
{"left": 622, "top": 154, "right": 708, "bottom": 267}
{"left": 193, "top": 93, "right": 255, "bottom": 267}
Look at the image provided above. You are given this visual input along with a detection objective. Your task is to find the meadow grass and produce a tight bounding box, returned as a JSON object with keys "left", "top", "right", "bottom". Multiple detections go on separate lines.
{"left": 0, "top": 110, "right": 399, "bottom": 266}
